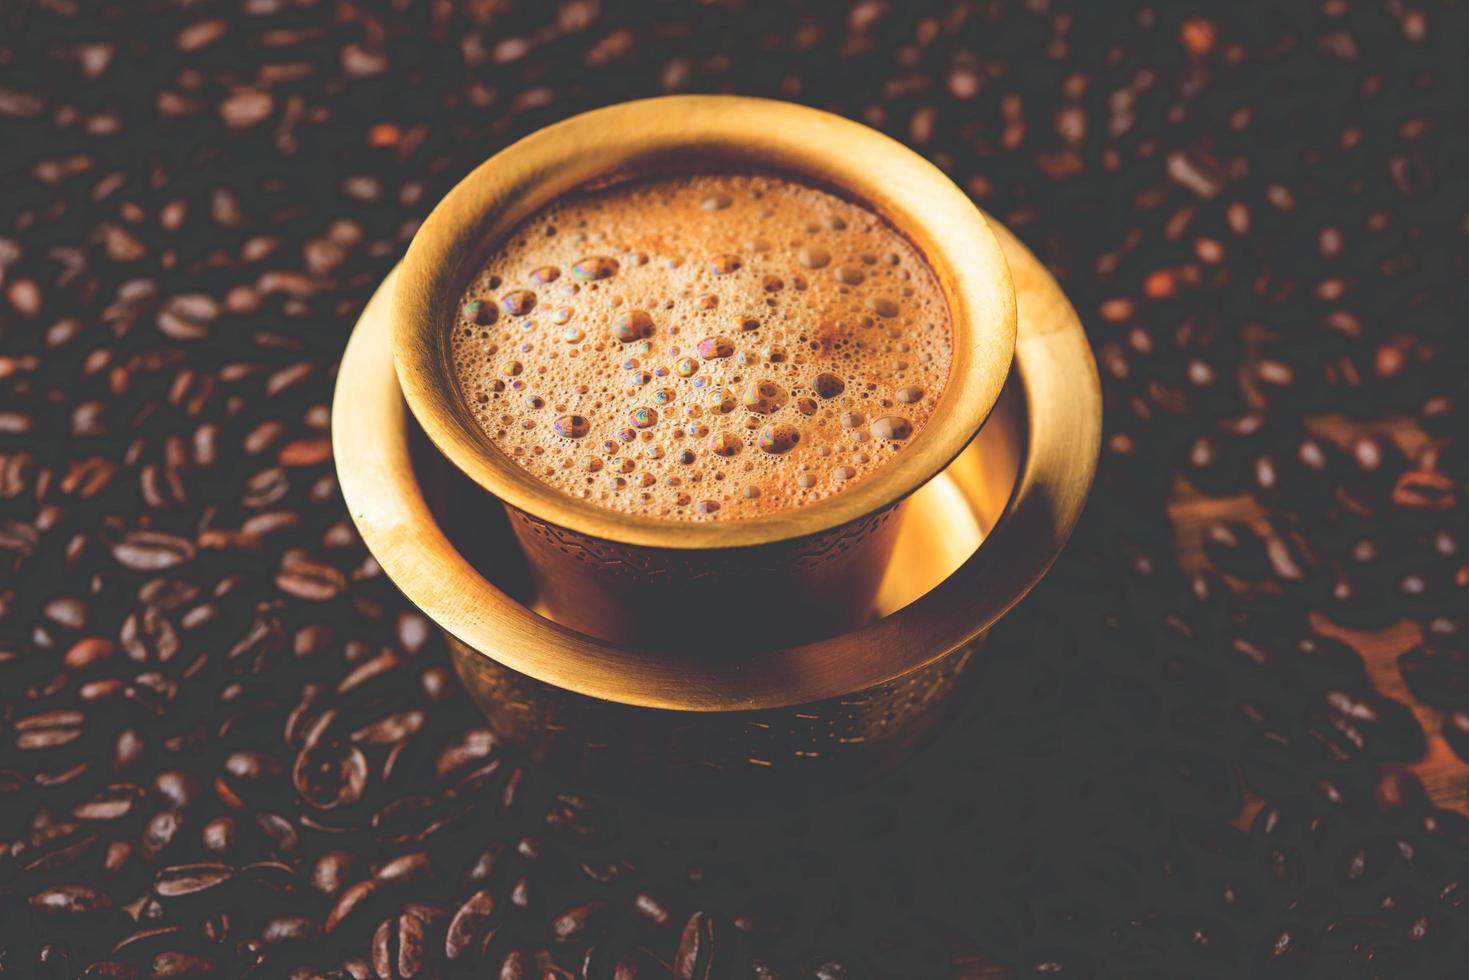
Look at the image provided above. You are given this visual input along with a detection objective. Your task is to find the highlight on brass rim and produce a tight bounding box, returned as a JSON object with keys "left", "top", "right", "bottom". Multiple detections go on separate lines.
{"left": 392, "top": 95, "right": 1017, "bottom": 551}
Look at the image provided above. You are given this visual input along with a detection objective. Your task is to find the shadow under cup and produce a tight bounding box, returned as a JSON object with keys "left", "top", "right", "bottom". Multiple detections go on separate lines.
{"left": 391, "top": 98, "right": 1019, "bottom": 650}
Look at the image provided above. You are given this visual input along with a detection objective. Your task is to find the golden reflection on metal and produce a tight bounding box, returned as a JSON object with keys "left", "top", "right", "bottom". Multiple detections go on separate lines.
{"left": 389, "top": 96, "right": 1018, "bottom": 645}
{"left": 333, "top": 97, "right": 1099, "bottom": 793}
{"left": 394, "top": 95, "right": 1016, "bottom": 552}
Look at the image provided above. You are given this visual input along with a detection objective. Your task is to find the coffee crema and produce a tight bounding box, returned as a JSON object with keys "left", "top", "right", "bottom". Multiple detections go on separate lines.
{"left": 450, "top": 173, "right": 953, "bottom": 520}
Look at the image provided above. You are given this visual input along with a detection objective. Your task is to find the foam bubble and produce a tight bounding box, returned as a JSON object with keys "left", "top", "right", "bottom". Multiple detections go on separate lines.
{"left": 463, "top": 299, "right": 498, "bottom": 325}
{"left": 612, "top": 309, "right": 654, "bottom": 342}
{"left": 709, "top": 432, "right": 742, "bottom": 457}
{"left": 758, "top": 424, "right": 801, "bottom": 454}
{"left": 501, "top": 290, "right": 536, "bottom": 316}
{"left": 871, "top": 416, "right": 914, "bottom": 441}
{"left": 553, "top": 415, "right": 589, "bottom": 439}
{"left": 697, "top": 336, "right": 735, "bottom": 359}
{"left": 812, "top": 372, "right": 845, "bottom": 399}
{"left": 571, "top": 256, "right": 619, "bottom": 280}
{"left": 799, "top": 246, "right": 831, "bottom": 269}
{"left": 742, "top": 380, "right": 788, "bottom": 415}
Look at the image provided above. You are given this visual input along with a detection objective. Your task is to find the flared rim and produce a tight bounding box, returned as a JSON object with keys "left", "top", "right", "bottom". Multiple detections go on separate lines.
{"left": 391, "top": 95, "right": 1017, "bottom": 550}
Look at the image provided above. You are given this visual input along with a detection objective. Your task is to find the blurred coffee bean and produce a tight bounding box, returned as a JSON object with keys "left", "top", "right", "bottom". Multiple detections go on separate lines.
{"left": 673, "top": 912, "right": 718, "bottom": 980}
{"left": 371, "top": 912, "right": 426, "bottom": 979}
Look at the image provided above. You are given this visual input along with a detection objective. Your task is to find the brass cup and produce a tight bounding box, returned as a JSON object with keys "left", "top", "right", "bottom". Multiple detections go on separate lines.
{"left": 391, "top": 96, "right": 1017, "bottom": 648}
{"left": 333, "top": 164, "right": 1099, "bottom": 802}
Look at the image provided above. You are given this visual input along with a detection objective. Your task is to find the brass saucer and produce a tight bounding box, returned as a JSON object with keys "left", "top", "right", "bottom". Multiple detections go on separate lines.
{"left": 333, "top": 212, "right": 1098, "bottom": 801}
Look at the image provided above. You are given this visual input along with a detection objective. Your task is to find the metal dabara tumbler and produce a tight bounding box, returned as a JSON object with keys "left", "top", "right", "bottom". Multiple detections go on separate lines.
{"left": 334, "top": 96, "right": 1100, "bottom": 801}
{"left": 389, "top": 96, "right": 1017, "bottom": 650}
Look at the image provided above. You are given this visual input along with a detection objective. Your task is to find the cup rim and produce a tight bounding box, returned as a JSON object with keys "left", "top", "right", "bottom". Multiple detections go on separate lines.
{"left": 392, "top": 95, "right": 1017, "bottom": 550}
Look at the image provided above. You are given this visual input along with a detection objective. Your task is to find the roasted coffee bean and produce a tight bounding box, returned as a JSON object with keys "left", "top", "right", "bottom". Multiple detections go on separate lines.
{"left": 1374, "top": 767, "right": 1429, "bottom": 823}
{"left": 325, "top": 879, "right": 382, "bottom": 936}
{"left": 254, "top": 811, "right": 301, "bottom": 855}
{"left": 673, "top": 912, "right": 718, "bottom": 980}
{"left": 371, "top": 793, "right": 464, "bottom": 845}
{"left": 371, "top": 912, "right": 426, "bottom": 979}
{"left": 508, "top": 875, "right": 533, "bottom": 912}
{"left": 494, "top": 947, "right": 534, "bottom": 980}
{"left": 261, "top": 914, "right": 319, "bottom": 946}
{"left": 1319, "top": 688, "right": 1427, "bottom": 762}
{"left": 371, "top": 852, "right": 430, "bottom": 888}
{"left": 433, "top": 728, "right": 498, "bottom": 782}
{"left": 444, "top": 888, "right": 496, "bottom": 961}
{"left": 108, "top": 531, "right": 196, "bottom": 572}
{"left": 545, "top": 793, "right": 605, "bottom": 841}
{"left": 1202, "top": 522, "right": 1271, "bottom": 580}
{"left": 353, "top": 711, "right": 425, "bottom": 747}
{"left": 312, "top": 849, "right": 359, "bottom": 898}
{"left": 30, "top": 942, "right": 74, "bottom": 979}
{"left": 336, "top": 650, "right": 406, "bottom": 700}
{"left": 551, "top": 900, "right": 609, "bottom": 945}
{"left": 1181, "top": 433, "right": 1240, "bottom": 496}
{"left": 1397, "top": 643, "right": 1469, "bottom": 710}
{"left": 1347, "top": 434, "right": 1408, "bottom": 506}
{"left": 632, "top": 892, "right": 673, "bottom": 930}
{"left": 461, "top": 841, "right": 505, "bottom": 890}
{"left": 63, "top": 636, "right": 117, "bottom": 671}
{"left": 293, "top": 738, "right": 369, "bottom": 810}
{"left": 276, "top": 555, "right": 348, "bottom": 602}
{"left": 153, "top": 771, "right": 203, "bottom": 810}
{"left": 214, "top": 750, "right": 287, "bottom": 808}
{"left": 579, "top": 859, "right": 622, "bottom": 885}
{"left": 11, "top": 821, "right": 99, "bottom": 873}
{"left": 199, "top": 817, "right": 236, "bottom": 856}
{"left": 102, "top": 840, "right": 134, "bottom": 876}
{"left": 29, "top": 883, "right": 114, "bottom": 919}
{"left": 747, "top": 958, "right": 782, "bottom": 980}
{"left": 110, "top": 926, "right": 191, "bottom": 962}
{"left": 613, "top": 947, "right": 674, "bottom": 980}
{"left": 14, "top": 709, "right": 85, "bottom": 750}
{"left": 148, "top": 951, "right": 216, "bottom": 978}
{"left": 401, "top": 901, "right": 448, "bottom": 935}
{"left": 73, "top": 783, "right": 145, "bottom": 821}
{"left": 81, "top": 963, "right": 139, "bottom": 979}
{"left": 380, "top": 739, "right": 433, "bottom": 796}
{"left": 152, "top": 863, "right": 233, "bottom": 900}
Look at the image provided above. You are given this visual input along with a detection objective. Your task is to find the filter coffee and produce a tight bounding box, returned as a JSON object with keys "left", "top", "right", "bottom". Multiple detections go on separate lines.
{"left": 450, "top": 172, "right": 953, "bottom": 521}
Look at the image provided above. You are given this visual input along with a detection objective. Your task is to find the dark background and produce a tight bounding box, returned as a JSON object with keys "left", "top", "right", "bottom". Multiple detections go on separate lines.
{"left": 3, "top": 1, "right": 1468, "bottom": 977}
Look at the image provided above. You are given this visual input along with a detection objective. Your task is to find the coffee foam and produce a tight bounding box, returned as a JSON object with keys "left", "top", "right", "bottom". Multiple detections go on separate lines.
{"left": 450, "top": 173, "right": 953, "bottom": 521}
